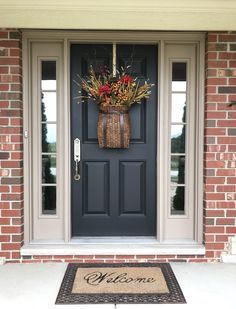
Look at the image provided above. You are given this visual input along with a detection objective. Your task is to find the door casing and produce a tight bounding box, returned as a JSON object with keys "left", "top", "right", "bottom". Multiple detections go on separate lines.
{"left": 22, "top": 31, "right": 205, "bottom": 246}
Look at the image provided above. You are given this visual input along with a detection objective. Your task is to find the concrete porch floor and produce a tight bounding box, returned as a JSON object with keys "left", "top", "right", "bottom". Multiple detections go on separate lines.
{"left": 0, "top": 262, "right": 235, "bottom": 308}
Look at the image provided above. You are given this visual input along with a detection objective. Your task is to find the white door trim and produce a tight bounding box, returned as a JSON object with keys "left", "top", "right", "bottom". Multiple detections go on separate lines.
{"left": 22, "top": 30, "right": 205, "bottom": 249}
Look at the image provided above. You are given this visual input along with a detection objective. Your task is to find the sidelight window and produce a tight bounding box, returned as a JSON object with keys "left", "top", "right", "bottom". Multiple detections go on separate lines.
{"left": 162, "top": 41, "right": 203, "bottom": 242}
{"left": 41, "top": 61, "right": 57, "bottom": 215}
{"left": 29, "top": 42, "right": 64, "bottom": 241}
{"left": 170, "top": 62, "right": 187, "bottom": 215}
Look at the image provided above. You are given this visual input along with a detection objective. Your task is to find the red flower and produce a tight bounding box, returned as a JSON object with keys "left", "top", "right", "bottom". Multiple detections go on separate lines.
{"left": 99, "top": 85, "right": 111, "bottom": 95}
{"left": 120, "top": 75, "right": 133, "bottom": 84}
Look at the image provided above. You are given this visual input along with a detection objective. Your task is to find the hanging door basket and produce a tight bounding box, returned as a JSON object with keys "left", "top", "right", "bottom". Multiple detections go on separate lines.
{"left": 97, "top": 105, "right": 131, "bottom": 148}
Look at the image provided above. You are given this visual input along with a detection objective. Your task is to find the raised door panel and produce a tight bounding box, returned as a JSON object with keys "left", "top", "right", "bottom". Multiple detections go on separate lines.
{"left": 83, "top": 161, "right": 109, "bottom": 215}
{"left": 119, "top": 161, "right": 146, "bottom": 215}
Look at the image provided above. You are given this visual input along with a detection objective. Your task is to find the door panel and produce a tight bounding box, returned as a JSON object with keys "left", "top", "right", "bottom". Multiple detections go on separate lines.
{"left": 129, "top": 104, "right": 146, "bottom": 142}
{"left": 119, "top": 161, "right": 146, "bottom": 214}
{"left": 71, "top": 44, "right": 157, "bottom": 236}
{"left": 83, "top": 161, "right": 109, "bottom": 215}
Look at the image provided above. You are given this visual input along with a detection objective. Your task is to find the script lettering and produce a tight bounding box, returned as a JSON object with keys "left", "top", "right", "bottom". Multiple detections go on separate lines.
{"left": 84, "top": 271, "right": 156, "bottom": 285}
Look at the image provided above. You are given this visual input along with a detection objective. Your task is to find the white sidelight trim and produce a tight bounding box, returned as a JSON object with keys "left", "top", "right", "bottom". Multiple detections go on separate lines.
{"left": 160, "top": 42, "right": 204, "bottom": 242}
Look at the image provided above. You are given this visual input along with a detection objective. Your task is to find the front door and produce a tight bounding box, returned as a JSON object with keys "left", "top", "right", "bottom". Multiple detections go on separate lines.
{"left": 71, "top": 44, "right": 157, "bottom": 236}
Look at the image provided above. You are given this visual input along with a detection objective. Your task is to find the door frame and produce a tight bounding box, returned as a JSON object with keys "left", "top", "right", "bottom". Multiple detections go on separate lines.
{"left": 22, "top": 30, "right": 205, "bottom": 247}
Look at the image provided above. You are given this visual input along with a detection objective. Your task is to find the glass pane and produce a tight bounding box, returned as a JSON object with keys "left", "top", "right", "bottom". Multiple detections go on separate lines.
{"left": 172, "top": 62, "right": 187, "bottom": 92}
{"left": 172, "top": 82, "right": 186, "bottom": 92}
{"left": 41, "top": 61, "right": 56, "bottom": 91}
{"left": 171, "top": 93, "right": 186, "bottom": 123}
{"left": 42, "top": 80, "right": 57, "bottom": 91}
{"left": 171, "top": 125, "right": 185, "bottom": 153}
{"left": 41, "top": 92, "right": 57, "bottom": 122}
{"left": 171, "top": 186, "right": 185, "bottom": 215}
{"left": 42, "top": 155, "right": 56, "bottom": 184}
{"left": 42, "top": 186, "right": 56, "bottom": 215}
{"left": 42, "top": 123, "right": 56, "bottom": 153}
{"left": 171, "top": 156, "right": 185, "bottom": 184}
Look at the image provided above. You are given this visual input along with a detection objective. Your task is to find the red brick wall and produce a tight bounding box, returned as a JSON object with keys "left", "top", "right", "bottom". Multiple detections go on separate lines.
{"left": 204, "top": 32, "right": 236, "bottom": 260}
{"left": 0, "top": 30, "right": 23, "bottom": 262}
{"left": 1, "top": 30, "right": 236, "bottom": 263}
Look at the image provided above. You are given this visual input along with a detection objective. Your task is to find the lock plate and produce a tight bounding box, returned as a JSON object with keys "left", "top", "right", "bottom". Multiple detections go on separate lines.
{"left": 74, "top": 138, "right": 81, "bottom": 181}
{"left": 74, "top": 138, "right": 80, "bottom": 162}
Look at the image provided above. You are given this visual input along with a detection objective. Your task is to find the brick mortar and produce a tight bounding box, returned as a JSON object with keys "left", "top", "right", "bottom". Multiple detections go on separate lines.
{"left": 6, "top": 254, "right": 211, "bottom": 264}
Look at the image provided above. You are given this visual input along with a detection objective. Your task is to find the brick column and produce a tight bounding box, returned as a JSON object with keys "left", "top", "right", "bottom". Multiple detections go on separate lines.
{"left": 0, "top": 29, "right": 23, "bottom": 262}
{"left": 204, "top": 32, "right": 236, "bottom": 260}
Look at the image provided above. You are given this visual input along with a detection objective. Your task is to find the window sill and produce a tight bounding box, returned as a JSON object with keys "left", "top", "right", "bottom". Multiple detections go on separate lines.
{"left": 21, "top": 239, "right": 205, "bottom": 256}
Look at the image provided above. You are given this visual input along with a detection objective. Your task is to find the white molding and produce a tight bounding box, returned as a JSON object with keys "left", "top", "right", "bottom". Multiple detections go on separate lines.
{"left": 23, "top": 34, "right": 32, "bottom": 244}
{"left": 2, "top": 0, "right": 236, "bottom": 11}
{"left": 1, "top": 1, "right": 236, "bottom": 30}
{"left": 196, "top": 37, "right": 205, "bottom": 243}
{"left": 64, "top": 39, "right": 71, "bottom": 243}
{"left": 22, "top": 31, "right": 205, "bottom": 43}
{"left": 157, "top": 39, "right": 165, "bottom": 242}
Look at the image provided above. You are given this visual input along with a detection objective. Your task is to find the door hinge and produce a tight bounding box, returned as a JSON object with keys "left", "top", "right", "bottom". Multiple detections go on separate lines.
{"left": 24, "top": 130, "right": 28, "bottom": 139}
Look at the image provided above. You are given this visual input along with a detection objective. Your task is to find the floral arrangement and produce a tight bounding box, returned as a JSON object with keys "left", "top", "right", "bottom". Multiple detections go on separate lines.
{"left": 76, "top": 66, "right": 153, "bottom": 108}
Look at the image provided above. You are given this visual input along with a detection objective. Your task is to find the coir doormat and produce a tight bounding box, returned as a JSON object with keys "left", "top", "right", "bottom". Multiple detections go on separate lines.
{"left": 56, "top": 263, "right": 186, "bottom": 304}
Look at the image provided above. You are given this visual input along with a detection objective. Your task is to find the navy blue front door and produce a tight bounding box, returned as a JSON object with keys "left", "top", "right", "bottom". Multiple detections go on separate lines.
{"left": 71, "top": 44, "right": 157, "bottom": 236}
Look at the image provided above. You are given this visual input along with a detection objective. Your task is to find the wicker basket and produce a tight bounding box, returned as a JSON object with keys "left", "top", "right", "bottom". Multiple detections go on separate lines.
{"left": 97, "top": 105, "right": 131, "bottom": 148}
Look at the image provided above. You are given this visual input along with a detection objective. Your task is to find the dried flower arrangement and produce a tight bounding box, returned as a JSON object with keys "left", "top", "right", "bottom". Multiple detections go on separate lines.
{"left": 75, "top": 66, "right": 154, "bottom": 148}
{"left": 76, "top": 66, "right": 153, "bottom": 107}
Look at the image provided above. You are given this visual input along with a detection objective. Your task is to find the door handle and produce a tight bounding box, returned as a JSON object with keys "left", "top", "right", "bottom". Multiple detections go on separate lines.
{"left": 74, "top": 138, "right": 80, "bottom": 181}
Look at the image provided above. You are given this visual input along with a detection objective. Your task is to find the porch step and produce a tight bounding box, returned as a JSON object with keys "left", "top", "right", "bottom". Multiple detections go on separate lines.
{"left": 21, "top": 241, "right": 205, "bottom": 256}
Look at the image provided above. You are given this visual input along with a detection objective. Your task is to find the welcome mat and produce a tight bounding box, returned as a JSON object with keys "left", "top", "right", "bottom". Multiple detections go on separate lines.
{"left": 56, "top": 263, "right": 186, "bottom": 304}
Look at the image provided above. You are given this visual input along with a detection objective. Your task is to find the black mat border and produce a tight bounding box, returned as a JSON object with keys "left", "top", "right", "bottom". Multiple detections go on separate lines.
{"left": 56, "top": 263, "right": 186, "bottom": 304}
